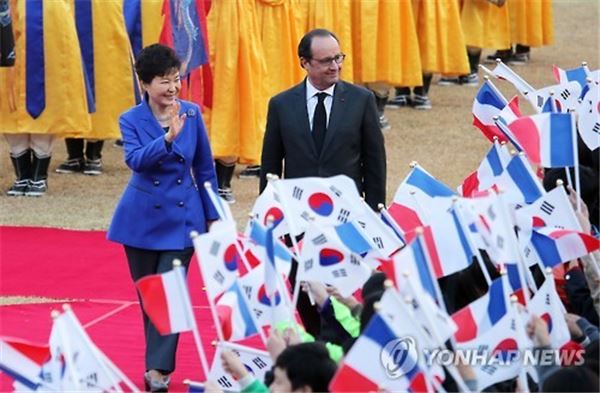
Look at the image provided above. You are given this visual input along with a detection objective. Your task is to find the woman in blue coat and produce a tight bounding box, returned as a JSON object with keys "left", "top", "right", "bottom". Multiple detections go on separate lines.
{"left": 107, "top": 44, "right": 219, "bottom": 392}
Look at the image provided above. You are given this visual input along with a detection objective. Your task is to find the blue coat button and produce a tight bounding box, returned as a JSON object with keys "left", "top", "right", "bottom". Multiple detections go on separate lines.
{"left": 178, "top": 201, "right": 184, "bottom": 207}
{"left": 153, "top": 180, "right": 160, "bottom": 186}
{"left": 154, "top": 204, "right": 161, "bottom": 209}
{"left": 176, "top": 179, "right": 182, "bottom": 185}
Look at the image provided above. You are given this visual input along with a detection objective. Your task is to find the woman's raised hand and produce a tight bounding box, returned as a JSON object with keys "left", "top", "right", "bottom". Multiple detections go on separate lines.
{"left": 164, "top": 101, "right": 187, "bottom": 143}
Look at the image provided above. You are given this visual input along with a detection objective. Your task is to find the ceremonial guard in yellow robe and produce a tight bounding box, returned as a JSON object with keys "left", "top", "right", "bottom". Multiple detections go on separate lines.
{"left": 55, "top": 0, "right": 137, "bottom": 176}
{"left": 207, "top": 0, "right": 268, "bottom": 203}
{"left": 1, "top": 0, "right": 90, "bottom": 196}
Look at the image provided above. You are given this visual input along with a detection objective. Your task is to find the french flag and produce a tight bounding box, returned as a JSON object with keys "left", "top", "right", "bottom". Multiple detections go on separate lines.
{"left": 136, "top": 267, "right": 194, "bottom": 335}
{"left": 452, "top": 278, "right": 507, "bottom": 343}
{"left": 385, "top": 201, "right": 424, "bottom": 234}
{"left": 472, "top": 80, "right": 513, "bottom": 142}
{"left": 508, "top": 113, "right": 576, "bottom": 168}
{"left": 329, "top": 313, "right": 428, "bottom": 393}
{"left": 392, "top": 165, "right": 455, "bottom": 227}
{"left": 495, "top": 154, "right": 545, "bottom": 205}
{"left": 459, "top": 141, "right": 508, "bottom": 197}
{"left": 215, "top": 281, "right": 260, "bottom": 341}
{"left": 530, "top": 227, "right": 600, "bottom": 268}
{"left": 553, "top": 64, "right": 590, "bottom": 92}
{"left": 0, "top": 338, "right": 50, "bottom": 390}
{"left": 381, "top": 232, "right": 438, "bottom": 301}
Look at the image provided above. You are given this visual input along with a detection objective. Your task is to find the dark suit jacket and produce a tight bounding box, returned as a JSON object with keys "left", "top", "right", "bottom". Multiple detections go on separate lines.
{"left": 259, "top": 80, "right": 386, "bottom": 209}
{"left": 108, "top": 99, "right": 219, "bottom": 250}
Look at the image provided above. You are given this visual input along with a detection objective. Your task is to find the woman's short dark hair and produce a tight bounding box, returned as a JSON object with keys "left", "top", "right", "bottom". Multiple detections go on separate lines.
{"left": 297, "top": 28, "right": 339, "bottom": 59}
{"left": 275, "top": 342, "right": 337, "bottom": 392}
{"left": 135, "top": 44, "right": 181, "bottom": 84}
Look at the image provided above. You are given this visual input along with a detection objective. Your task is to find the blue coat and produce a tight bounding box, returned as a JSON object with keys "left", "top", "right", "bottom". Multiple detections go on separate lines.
{"left": 107, "top": 99, "right": 219, "bottom": 250}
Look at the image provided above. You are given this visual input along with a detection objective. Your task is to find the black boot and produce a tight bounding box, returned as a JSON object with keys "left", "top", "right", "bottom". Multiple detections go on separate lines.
{"left": 7, "top": 149, "right": 32, "bottom": 196}
{"left": 412, "top": 73, "right": 433, "bottom": 110}
{"left": 26, "top": 153, "right": 51, "bottom": 197}
{"left": 56, "top": 138, "right": 84, "bottom": 174}
{"left": 215, "top": 160, "right": 236, "bottom": 204}
{"left": 84, "top": 140, "right": 104, "bottom": 175}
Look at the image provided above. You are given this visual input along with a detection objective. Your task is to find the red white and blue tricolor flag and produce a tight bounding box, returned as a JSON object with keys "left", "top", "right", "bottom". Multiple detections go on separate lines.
{"left": 0, "top": 337, "right": 50, "bottom": 390}
{"left": 392, "top": 165, "right": 455, "bottom": 226}
{"left": 329, "top": 313, "right": 428, "bottom": 393}
{"left": 472, "top": 79, "right": 513, "bottom": 142}
{"left": 552, "top": 64, "right": 590, "bottom": 92}
{"left": 529, "top": 227, "right": 600, "bottom": 268}
{"left": 136, "top": 267, "right": 194, "bottom": 335}
{"left": 508, "top": 113, "right": 576, "bottom": 168}
{"left": 452, "top": 278, "right": 507, "bottom": 343}
{"left": 494, "top": 154, "right": 545, "bottom": 205}
{"left": 381, "top": 231, "right": 439, "bottom": 300}
{"left": 215, "top": 281, "right": 260, "bottom": 341}
{"left": 459, "top": 140, "right": 510, "bottom": 197}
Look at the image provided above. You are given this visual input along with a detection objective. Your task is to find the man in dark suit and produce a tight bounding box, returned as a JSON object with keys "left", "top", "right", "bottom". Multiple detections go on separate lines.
{"left": 259, "top": 29, "right": 387, "bottom": 336}
{"left": 259, "top": 28, "right": 386, "bottom": 210}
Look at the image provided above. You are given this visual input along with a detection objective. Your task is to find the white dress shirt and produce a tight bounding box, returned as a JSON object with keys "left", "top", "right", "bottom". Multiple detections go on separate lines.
{"left": 306, "top": 79, "right": 335, "bottom": 131}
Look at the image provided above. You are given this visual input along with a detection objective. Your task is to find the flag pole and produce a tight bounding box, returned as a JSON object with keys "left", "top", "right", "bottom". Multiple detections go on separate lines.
{"left": 570, "top": 112, "right": 582, "bottom": 212}
{"left": 452, "top": 198, "right": 493, "bottom": 285}
{"left": 390, "top": 279, "right": 471, "bottom": 393}
{"left": 172, "top": 260, "right": 210, "bottom": 378}
{"left": 190, "top": 231, "right": 226, "bottom": 343}
{"left": 203, "top": 182, "right": 228, "bottom": 221}
{"left": 483, "top": 75, "right": 508, "bottom": 105}
{"left": 494, "top": 190, "right": 534, "bottom": 304}
{"left": 266, "top": 174, "right": 306, "bottom": 313}
{"left": 378, "top": 203, "right": 406, "bottom": 244}
{"left": 499, "top": 270, "right": 530, "bottom": 393}
{"left": 372, "top": 300, "right": 437, "bottom": 393}
{"left": 50, "top": 310, "right": 84, "bottom": 391}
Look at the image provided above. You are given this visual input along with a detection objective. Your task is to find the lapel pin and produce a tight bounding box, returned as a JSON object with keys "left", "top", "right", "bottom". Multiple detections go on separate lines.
{"left": 186, "top": 108, "right": 196, "bottom": 117}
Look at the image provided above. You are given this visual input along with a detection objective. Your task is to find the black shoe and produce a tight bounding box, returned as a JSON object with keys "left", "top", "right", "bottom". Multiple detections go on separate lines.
{"left": 508, "top": 52, "right": 530, "bottom": 65}
{"left": 458, "top": 73, "right": 479, "bottom": 87}
{"left": 218, "top": 188, "right": 236, "bottom": 204}
{"left": 6, "top": 179, "right": 30, "bottom": 196}
{"left": 386, "top": 94, "right": 411, "bottom": 109}
{"left": 56, "top": 158, "right": 84, "bottom": 174}
{"left": 25, "top": 180, "right": 47, "bottom": 197}
{"left": 238, "top": 165, "right": 260, "bottom": 179}
{"left": 411, "top": 94, "right": 432, "bottom": 110}
{"left": 484, "top": 49, "right": 513, "bottom": 64}
{"left": 438, "top": 76, "right": 461, "bottom": 86}
{"left": 83, "top": 159, "right": 103, "bottom": 175}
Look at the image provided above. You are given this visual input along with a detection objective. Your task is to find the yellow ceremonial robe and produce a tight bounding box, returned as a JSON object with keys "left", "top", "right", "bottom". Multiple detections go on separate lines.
{"left": 509, "top": 0, "right": 554, "bottom": 47}
{"left": 461, "top": 0, "right": 511, "bottom": 50}
{"left": 141, "top": 0, "right": 163, "bottom": 47}
{"left": 352, "top": 0, "right": 422, "bottom": 86}
{"left": 0, "top": 0, "right": 91, "bottom": 136}
{"left": 304, "top": 0, "right": 355, "bottom": 82}
{"left": 207, "top": 0, "right": 268, "bottom": 164}
{"left": 256, "top": 0, "right": 304, "bottom": 98}
{"left": 74, "top": 0, "right": 136, "bottom": 140}
{"left": 412, "top": 0, "right": 469, "bottom": 76}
